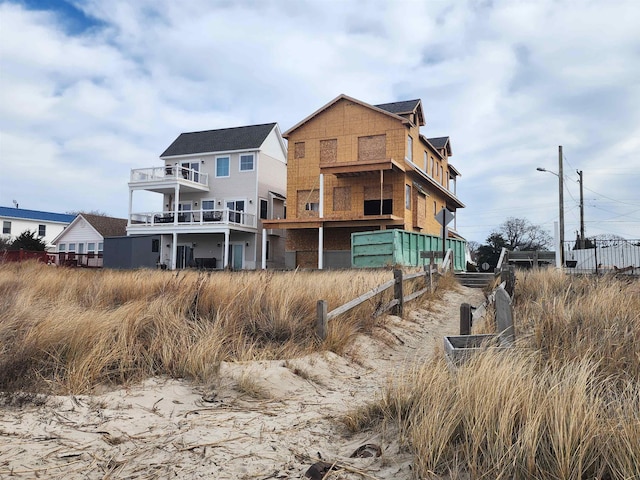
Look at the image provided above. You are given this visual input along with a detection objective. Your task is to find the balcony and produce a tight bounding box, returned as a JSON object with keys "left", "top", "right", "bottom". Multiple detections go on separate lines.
{"left": 128, "top": 208, "right": 257, "bottom": 233}
{"left": 129, "top": 166, "right": 209, "bottom": 193}
{"left": 319, "top": 157, "right": 405, "bottom": 177}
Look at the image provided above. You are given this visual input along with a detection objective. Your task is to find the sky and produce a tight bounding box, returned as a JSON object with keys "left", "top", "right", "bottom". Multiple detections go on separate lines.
{"left": 1, "top": 0, "right": 639, "bottom": 244}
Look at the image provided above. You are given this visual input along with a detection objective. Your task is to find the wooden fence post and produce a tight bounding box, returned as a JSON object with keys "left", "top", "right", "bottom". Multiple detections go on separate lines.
{"left": 500, "top": 265, "right": 515, "bottom": 297}
{"left": 495, "top": 287, "right": 515, "bottom": 346}
{"left": 316, "top": 300, "right": 327, "bottom": 340}
{"left": 393, "top": 269, "right": 403, "bottom": 317}
{"left": 460, "top": 303, "right": 472, "bottom": 335}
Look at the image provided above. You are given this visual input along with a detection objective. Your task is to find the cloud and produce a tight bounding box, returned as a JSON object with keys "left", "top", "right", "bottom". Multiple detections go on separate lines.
{"left": 1, "top": 0, "right": 639, "bottom": 240}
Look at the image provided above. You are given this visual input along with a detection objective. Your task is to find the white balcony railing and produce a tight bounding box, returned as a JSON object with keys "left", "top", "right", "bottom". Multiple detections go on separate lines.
{"left": 129, "top": 209, "right": 256, "bottom": 229}
{"left": 130, "top": 166, "right": 209, "bottom": 187}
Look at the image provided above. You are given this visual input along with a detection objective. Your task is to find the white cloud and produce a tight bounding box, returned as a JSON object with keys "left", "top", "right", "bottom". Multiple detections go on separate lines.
{"left": 1, "top": 0, "right": 639, "bottom": 240}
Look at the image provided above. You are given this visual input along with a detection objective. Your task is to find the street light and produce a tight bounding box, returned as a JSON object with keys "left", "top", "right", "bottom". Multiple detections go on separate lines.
{"left": 536, "top": 146, "right": 565, "bottom": 266}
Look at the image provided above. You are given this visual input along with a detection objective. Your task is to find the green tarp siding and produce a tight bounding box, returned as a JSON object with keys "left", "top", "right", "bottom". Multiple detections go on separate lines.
{"left": 352, "top": 230, "right": 466, "bottom": 271}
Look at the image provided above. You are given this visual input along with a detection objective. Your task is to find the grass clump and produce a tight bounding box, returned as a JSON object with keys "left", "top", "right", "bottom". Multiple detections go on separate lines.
{"left": 0, "top": 262, "right": 445, "bottom": 394}
{"left": 348, "top": 269, "right": 640, "bottom": 479}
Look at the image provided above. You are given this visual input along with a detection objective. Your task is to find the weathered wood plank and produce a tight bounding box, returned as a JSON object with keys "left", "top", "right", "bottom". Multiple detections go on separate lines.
{"left": 316, "top": 300, "right": 328, "bottom": 340}
{"left": 326, "top": 278, "right": 395, "bottom": 320}
{"left": 495, "top": 287, "right": 515, "bottom": 346}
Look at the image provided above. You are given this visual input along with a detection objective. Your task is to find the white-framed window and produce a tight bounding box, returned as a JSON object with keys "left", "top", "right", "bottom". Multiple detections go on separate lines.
{"left": 423, "top": 151, "right": 428, "bottom": 171}
{"left": 98, "top": 242, "right": 104, "bottom": 253}
{"left": 2, "top": 221, "right": 10, "bottom": 234}
{"left": 78, "top": 243, "right": 85, "bottom": 254}
{"left": 58, "top": 243, "right": 66, "bottom": 252}
{"left": 181, "top": 161, "right": 200, "bottom": 182}
{"left": 88, "top": 242, "right": 96, "bottom": 253}
{"left": 240, "top": 153, "right": 254, "bottom": 171}
{"left": 68, "top": 243, "right": 76, "bottom": 252}
{"left": 305, "top": 203, "right": 319, "bottom": 211}
{"left": 405, "top": 184, "right": 411, "bottom": 209}
{"left": 216, "top": 156, "right": 230, "bottom": 177}
{"left": 259, "top": 199, "right": 268, "bottom": 219}
{"left": 202, "top": 199, "right": 215, "bottom": 211}
{"left": 407, "top": 135, "right": 413, "bottom": 161}
{"left": 38, "top": 224, "right": 46, "bottom": 237}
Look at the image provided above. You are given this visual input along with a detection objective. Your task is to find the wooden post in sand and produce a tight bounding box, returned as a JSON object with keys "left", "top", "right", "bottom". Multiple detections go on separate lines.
{"left": 460, "top": 303, "right": 472, "bottom": 335}
{"left": 316, "top": 300, "right": 327, "bottom": 340}
{"left": 392, "top": 269, "right": 403, "bottom": 317}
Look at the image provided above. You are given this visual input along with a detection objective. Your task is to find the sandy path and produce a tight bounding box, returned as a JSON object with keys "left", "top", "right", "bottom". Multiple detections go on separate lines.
{"left": 0, "top": 286, "right": 485, "bottom": 479}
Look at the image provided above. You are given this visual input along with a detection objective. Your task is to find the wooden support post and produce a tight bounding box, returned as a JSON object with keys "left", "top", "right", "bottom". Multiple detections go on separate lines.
{"left": 392, "top": 269, "right": 403, "bottom": 317}
{"left": 316, "top": 300, "right": 327, "bottom": 340}
{"left": 500, "top": 265, "right": 515, "bottom": 297}
{"left": 460, "top": 303, "right": 472, "bottom": 335}
{"left": 495, "top": 287, "right": 515, "bottom": 346}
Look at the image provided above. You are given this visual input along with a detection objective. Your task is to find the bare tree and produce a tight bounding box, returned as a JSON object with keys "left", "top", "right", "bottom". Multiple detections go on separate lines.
{"left": 495, "top": 217, "right": 552, "bottom": 251}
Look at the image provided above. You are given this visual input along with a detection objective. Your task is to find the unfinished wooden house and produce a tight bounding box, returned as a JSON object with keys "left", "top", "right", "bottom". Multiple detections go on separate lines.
{"left": 261, "top": 94, "right": 465, "bottom": 269}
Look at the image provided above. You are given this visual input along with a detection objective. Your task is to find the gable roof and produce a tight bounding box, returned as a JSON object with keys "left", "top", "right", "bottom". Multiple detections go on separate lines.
{"left": 374, "top": 99, "right": 425, "bottom": 126}
{"left": 81, "top": 214, "right": 128, "bottom": 237}
{"left": 283, "top": 94, "right": 412, "bottom": 138}
{"left": 161, "top": 123, "right": 278, "bottom": 158}
{"left": 427, "top": 136, "right": 452, "bottom": 156}
{"left": 0, "top": 206, "right": 75, "bottom": 224}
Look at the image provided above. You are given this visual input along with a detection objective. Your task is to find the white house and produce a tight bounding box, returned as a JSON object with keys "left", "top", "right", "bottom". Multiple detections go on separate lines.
{"left": 0, "top": 206, "right": 75, "bottom": 251}
{"left": 52, "top": 213, "right": 128, "bottom": 267}
{"left": 127, "top": 123, "right": 287, "bottom": 270}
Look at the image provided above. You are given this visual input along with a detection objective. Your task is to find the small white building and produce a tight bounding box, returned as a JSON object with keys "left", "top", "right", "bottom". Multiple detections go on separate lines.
{"left": 52, "top": 214, "right": 128, "bottom": 267}
{"left": 0, "top": 206, "right": 75, "bottom": 251}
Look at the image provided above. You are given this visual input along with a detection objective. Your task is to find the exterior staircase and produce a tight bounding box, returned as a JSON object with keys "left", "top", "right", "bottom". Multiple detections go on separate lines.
{"left": 455, "top": 272, "right": 494, "bottom": 289}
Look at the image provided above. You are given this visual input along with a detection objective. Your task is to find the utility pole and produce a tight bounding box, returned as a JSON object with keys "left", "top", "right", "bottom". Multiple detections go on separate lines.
{"left": 577, "top": 169, "right": 585, "bottom": 248}
{"left": 558, "top": 146, "right": 565, "bottom": 266}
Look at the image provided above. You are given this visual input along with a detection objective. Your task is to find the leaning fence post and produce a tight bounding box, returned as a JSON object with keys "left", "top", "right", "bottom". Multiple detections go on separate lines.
{"left": 393, "top": 269, "right": 403, "bottom": 317}
{"left": 460, "top": 303, "right": 472, "bottom": 335}
{"left": 316, "top": 300, "right": 328, "bottom": 340}
{"left": 495, "top": 287, "right": 515, "bottom": 346}
{"left": 500, "top": 265, "right": 515, "bottom": 297}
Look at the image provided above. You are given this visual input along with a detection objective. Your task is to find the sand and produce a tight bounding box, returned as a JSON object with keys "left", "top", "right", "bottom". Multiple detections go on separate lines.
{"left": 0, "top": 286, "right": 485, "bottom": 479}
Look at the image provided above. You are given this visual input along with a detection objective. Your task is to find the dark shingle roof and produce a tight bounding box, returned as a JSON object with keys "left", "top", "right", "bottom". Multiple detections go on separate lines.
{"left": 81, "top": 214, "right": 128, "bottom": 238}
{"left": 427, "top": 137, "right": 449, "bottom": 149}
{"left": 0, "top": 206, "right": 75, "bottom": 224}
{"left": 374, "top": 99, "right": 422, "bottom": 115}
{"left": 160, "top": 123, "right": 277, "bottom": 157}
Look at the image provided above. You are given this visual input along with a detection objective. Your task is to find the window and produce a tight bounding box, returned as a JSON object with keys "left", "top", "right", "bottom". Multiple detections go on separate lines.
{"left": 58, "top": 243, "right": 66, "bottom": 252}
{"left": 216, "top": 156, "right": 230, "bottom": 177}
{"left": 358, "top": 135, "right": 386, "bottom": 161}
{"left": 260, "top": 199, "right": 268, "bottom": 219}
{"left": 98, "top": 242, "right": 104, "bottom": 253}
{"left": 240, "top": 153, "right": 254, "bottom": 171}
{"left": 320, "top": 139, "right": 337, "bottom": 163}
{"left": 68, "top": 243, "right": 76, "bottom": 252}
{"left": 202, "top": 200, "right": 215, "bottom": 211}
{"left": 181, "top": 161, "right": 200, "bottom": 182}
{"left": 423, "top": 152, "right": 428, "bottom": 171}
{"left": 78, "top": 243, "right": 85, "bottom": 254}
{"left": 434, "top": 201, "right": 437, "bottom": 215}
{"left": 2, "top": 221, "right": 10, "bottom": 234}
{"left": 405, "top": 185, "right": 411, "bottom": 209}
{"left": 151, "top": 239, "right": 159, "bottom": 253}
{"left": 305, "top": 203, "right": 319, "bottom": 211}
{"left": 38, "top": 224, "right": 46, "bottom": 237}
{"left": 333, "top": 187, "right": 351, "bottom": 211}
{"left": 407, "top": 135, "right": 413, "bottom": 161}
{"left": 88, "top": 242, "right": 96, "bottom": 253}
{"left": 294, "top": 142, "right": 305, "bottom": 159}
{"left": 430, "top": 157, "right": 435, "bottom": 177}
{"left": 440, "top": 165, "right": 444, "bottom": 184}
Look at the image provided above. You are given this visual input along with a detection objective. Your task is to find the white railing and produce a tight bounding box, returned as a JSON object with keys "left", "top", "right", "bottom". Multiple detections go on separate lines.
{"left": 130, "top": 166, "right": 209, "bottom": 187}
{"left": 129, "top": 209, "right": 256, "bottom": 228}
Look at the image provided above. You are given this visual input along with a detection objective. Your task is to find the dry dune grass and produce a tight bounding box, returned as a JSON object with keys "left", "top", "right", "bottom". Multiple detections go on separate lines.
{"left": 0, "top": 261, "right": 444, "bottom": 394}
{"left": 347, "top": 269, "right": 640, "bottom": 479}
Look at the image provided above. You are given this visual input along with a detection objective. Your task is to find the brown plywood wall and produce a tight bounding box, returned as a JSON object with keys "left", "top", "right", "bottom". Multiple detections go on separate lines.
{"left": 357, "top": 134, "right": 386, "bottom": 161}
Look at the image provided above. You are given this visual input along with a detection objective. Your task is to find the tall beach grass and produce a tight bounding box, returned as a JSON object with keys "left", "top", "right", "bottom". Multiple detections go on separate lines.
{"left": 0, "top": 261, "right": 448, "bottom": 394}
{"left": 346, "top": 269, "right": 640, "bottom": 479}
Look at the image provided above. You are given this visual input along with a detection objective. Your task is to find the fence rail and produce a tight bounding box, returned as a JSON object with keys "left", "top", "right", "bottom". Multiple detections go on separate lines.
{"left": 316, "top": 249, "right": 453, "bottom": 339}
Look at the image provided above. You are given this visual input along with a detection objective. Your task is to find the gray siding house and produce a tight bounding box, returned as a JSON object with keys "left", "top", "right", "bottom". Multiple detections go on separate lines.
{"left": 127, "top": 123, "right": 287, "bottom": 270}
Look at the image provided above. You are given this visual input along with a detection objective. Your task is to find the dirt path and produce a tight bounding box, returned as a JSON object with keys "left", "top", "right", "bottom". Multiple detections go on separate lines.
{"left": 0, "top": 286, "right": 485, "bottom": 479}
